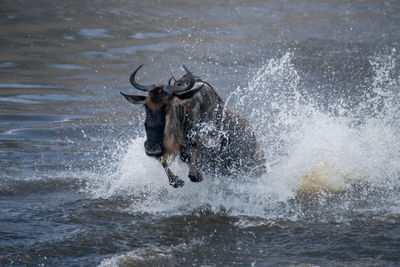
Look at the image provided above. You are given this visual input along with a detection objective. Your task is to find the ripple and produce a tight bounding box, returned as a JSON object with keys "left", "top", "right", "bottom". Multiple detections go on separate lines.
{"left": 131, "top": 31, "right": 180, "bottom": 39}
{"left": 0, "top": 177, "right": 85, "bottom": 196}
{"left": 0, "top": 113, "right": 87, "bottom": 126}
{"left": 82, "top": 42, "right": 179, "bottom": 58}
{"left": 0, "top": 83, "right": 53, "bottom": 89}
{"left": 234, "top": 217, "right": 285, "bottom": 229}
{"left": 0, "top": 94, "right": 90, "bottom": 104}
{"left": 63, "top": 35, "right": 75, "bottom": 40}
{"left": 79, "top": 28, "right": 112, "bottom": 39}
{"left": 49, "top": 64, "right": 90, "bottom": 70}
{"left": 0, "top": 96, "right": 39, "bottom": 104}
{"left": 108, "top": 42, "right": 178, "bottom": 54}
{"left": 98, "top": 242, "right": 202, "bottom": 267}
{"left": 0, "top": 62, "right": 16, "bottom": 68}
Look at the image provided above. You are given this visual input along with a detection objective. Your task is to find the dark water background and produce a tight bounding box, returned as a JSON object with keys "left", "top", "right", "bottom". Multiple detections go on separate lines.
{"left": 1, "top": 0, "right": 400, "bottom": 266}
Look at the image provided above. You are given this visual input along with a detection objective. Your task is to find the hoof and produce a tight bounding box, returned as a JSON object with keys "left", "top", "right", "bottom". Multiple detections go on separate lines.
{"left": 188, "top": 170, "right": 203, "bottom": 183}
{"left": 170, "top": 179, "right": 185, "bottom": 188}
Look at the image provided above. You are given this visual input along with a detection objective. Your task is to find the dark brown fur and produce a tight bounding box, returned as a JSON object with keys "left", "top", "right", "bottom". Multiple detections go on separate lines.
{"left": 123, "top": 71, "right": 266, "bottom": 187}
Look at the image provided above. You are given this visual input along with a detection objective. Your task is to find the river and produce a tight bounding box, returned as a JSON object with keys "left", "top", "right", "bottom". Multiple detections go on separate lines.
{"left": 1, "top": 0, "right": 400, "bottom": 266}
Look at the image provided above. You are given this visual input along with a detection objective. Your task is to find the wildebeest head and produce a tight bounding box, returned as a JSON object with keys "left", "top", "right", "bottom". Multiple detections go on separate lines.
{"left": 121, "top": 65, "right": 203, "bottom": 159}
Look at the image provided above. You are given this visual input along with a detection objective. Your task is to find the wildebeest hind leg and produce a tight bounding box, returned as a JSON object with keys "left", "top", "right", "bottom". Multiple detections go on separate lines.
{"left": 188, "top": 149, "right": 203, "bottom": 182}
{"left": 162, "top": 162, "right": 184, "bottom": 188}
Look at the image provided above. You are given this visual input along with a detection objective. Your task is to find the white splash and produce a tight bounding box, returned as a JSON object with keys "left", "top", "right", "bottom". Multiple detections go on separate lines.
{"left": 86, "top": 50, "right": 400, "bottom": 221}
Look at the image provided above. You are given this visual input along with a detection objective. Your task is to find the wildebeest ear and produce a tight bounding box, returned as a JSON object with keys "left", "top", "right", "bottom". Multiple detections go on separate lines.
{"left": 175, "top": 85, "right": 204, "bottom": 100}
{"left": 120, "top": 92, "right": 147, "bottom": 104}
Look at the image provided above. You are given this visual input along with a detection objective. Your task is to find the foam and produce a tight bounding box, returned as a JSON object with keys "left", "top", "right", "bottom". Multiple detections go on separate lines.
{"left": 85, "top": 50, "right": 400, "bottom": 221}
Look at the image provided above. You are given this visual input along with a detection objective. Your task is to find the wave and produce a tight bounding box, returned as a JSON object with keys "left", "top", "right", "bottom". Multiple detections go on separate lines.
{"left": 98, "top": 240, "right": 203, "bottom": 267}
{"left": 0, "top": 176, "right": 85, "bottom": 196}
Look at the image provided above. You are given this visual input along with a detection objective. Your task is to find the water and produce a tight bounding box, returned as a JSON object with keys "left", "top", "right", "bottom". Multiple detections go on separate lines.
{"left": 1, "top": 0, "right": 400, "bottom": 266}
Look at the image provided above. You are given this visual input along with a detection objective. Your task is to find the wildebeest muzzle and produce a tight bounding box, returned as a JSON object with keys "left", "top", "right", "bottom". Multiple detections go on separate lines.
{"left": 144, "top": 140, "right": 164, "bottom": 157}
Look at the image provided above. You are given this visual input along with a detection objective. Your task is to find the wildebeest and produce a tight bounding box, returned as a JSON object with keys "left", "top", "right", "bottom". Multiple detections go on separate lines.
{"left": 121, "top": 65, "right": 265, "bottom": 188}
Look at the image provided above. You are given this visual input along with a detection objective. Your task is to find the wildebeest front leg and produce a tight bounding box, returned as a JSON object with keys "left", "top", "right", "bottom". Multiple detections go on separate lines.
{"left": 188, "top": 149, "right": 203, "bottom": 182}
{"left": 162, "top": 162, "right": 184, "bottom": 188}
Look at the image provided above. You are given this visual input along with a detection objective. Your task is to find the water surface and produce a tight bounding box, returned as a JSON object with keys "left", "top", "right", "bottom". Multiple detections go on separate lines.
{"left": 1, "top": 0, "right": 400, "bottom": 266}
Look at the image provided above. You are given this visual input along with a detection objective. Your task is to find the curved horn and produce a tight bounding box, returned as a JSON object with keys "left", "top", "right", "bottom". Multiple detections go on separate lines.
{"left": 168, "top": 76, "right": 176, "bottom": 85}
{"left": 182, "top": 64, "right": 193, "bottom": 76}
{"left": 163, "top": 65, "right": 195, "bottom": 95}
{"left": 129, "top": 64, "right": 156, "bottom": 91}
